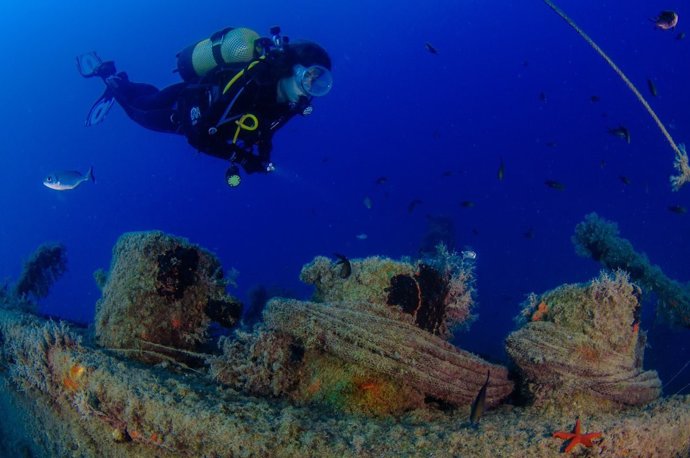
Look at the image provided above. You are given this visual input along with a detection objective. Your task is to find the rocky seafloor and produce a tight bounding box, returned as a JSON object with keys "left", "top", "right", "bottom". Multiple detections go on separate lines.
{"left": 0, "top": 229, "right": 688, "bottom": 457}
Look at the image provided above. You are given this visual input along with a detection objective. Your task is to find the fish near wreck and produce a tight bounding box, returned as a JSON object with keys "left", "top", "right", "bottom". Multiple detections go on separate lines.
{"left": 424, "top": 42, "right": 438, "bottom": 55}
{"left": 652, "top": 11, "right": 679, "bottom": 30}
{"left": 469, "top": 370, "right": 490, "bottom": 425}
{"left": 647, "top": 78, "right": 658, "bottom": 97}
{"left": 333, "top": 253, "right": 352, "bottom": 279}
{"left": 608, "top": 125, "right": 631, "bottom": 144}
{"left": 497, "top": 158, "right": 505, "bottom": 181}
{"left": 544, "top": 179, "right": 565, "bottom": 191}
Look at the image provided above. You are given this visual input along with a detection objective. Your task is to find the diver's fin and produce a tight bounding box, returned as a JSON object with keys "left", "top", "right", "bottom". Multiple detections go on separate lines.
{"left": 85, "top": 89, "right": 115, "bottom": 126}
{"left": 77, "top": 52, "right": 102, "bottom": 77}
{"left": 76, "top": 52, "right": 116, "bottom": 79}
{"left": 86, "top": 166, "right": 96, "bottom": 184}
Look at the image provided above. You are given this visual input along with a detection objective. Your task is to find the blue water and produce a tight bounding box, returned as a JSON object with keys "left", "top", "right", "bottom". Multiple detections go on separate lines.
{"left": 0, "top": 0, "right": 688, "bottom": 394}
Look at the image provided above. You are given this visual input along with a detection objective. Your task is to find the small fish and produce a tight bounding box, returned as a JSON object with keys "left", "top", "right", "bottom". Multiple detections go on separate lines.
{"left": 497, "top": 159, "right": 505, "bottom": 181}
{"left": 544, "top": 179, "right": 565, "bottom": 190}
{"left": 441, "top": 170, "right": 454, "bottom": 177}
{"left": 676, "top": 31, "right": 686, "bottom": 40}
{"left": 539, "top": 91, "right": 547, "bottom": 103}
{"left": 460, "top": 200, "right": 475, "bottom": 208}
{"left": 608, "top": 126, "right": 631, "bottom": 144}
{"left": 668, "top": 205, "right": 687, "bottom": 214}
{"left": 590, "top": 95, "right": 600, "bottom": 103}
{"left": 43, "top": 166, "right": 95, "bottom": 191}
{"left": 545, "top": 141, "right": 558, "bottom": 148}
{"left": 374, "top": 176, "right": 388, "bottom": 185}
{"left": 647, "top": 79, "right": 658, "bottom": 97}
{"left": 424, "top": 42, "right": 438, "bottom": 55}
{"left": 522, "top": 227, "right": 535, "bottom": 240}
{"left": 469, "top": 371, "right": 490, "bottom": 425}
{"left": 461, "top": 250, "right": 477, "bottom": 260}
{"left": 333, "top": 253, "right": 352, "bottom": 279}
{"left": 619, "top": 175, "right": 631, "bottom": 185}
{"left": 599, "top": 159, "right": 607, "bottom": 169}
{"left": 472, "top": 228, "right": 480, "bottom": 236}
{"left": 408, "top": 199, "right": 423, "bottom": 213}
{"left": 652, "top": 11, "right": 678, "bottom": 30}
{"left": 363, "top": 197, "right": 373, "bottom": 210}
{"left": 355, "top": 233, "right": 368, "bottom": 240}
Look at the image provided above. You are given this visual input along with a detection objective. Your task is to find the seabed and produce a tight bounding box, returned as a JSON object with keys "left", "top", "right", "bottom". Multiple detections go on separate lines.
{"left": 0, "top": 309, "right": 688, "bottom": 457}
{"left": 0, "top": 230, "right": 689, "bottom": 457}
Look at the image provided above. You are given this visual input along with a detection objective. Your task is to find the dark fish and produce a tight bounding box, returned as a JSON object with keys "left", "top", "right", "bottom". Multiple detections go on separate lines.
{"left": 333, "top": 253, "right": 352, "bottom": 279}
{"left": 608, "top": 126, "right": 631, "bottom": 144}
{"left": 545, "top": 141, "right": 558, "bottom": 148}
{"left": 497, "top": 159, "right": 505, "bottom": 181}
{"left": 469, "top": 371, "right": 490, "bottom": 425}
{"left": 668, "top": 205, "right": 687, "bottom": 214}
{"left": 460, "top": 200, "right": 475, "bottom": 208}
{"left": 599, "top": 159, "right": 606, "bottom": 169}
{"left": 676, "top": 31, "right": 686, "bottom": 40}
{"left": 539, "top": 91, "right": 547, "bottom": 103}
{"left": 523, "top": 227, "right": 535, "bottom": 240}
{"left": 590, "top": 95, "right": 600, "bottom": 102}
{"left": 472, "top": 228, "right": 480, "bottom": 236}
{"left": 424, "top": 42, "right": 438, "bottom": 55}
{"left": 544, "top": 179, "right": 565, "bottom": 190}
{"left": 375, "top": 176, "right": 388, "bottom": 185}
{"left": 408, "top": 199, "right": 423, "bottom": 213}
{"left": 442, "top": 170, "right": 454, "bottom": 177}
{"left": 522, "top": 60, "right": 529, "bottom": 67}
{"left": 652, "top": 11, "right": 678, "bottom": 30}
{"left": 647, "top": 79, "right": 658, "bottom": 97}
{"left": 619, "top": 175, "right": 631, "bottom": 185}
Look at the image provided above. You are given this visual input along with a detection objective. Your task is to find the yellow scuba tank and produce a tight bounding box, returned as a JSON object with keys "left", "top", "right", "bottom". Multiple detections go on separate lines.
{"left": 176, "top": 27, "right": 260, "bottom": 81}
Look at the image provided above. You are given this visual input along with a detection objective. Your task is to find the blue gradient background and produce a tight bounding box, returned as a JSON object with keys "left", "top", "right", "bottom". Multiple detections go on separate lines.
{"left": 0, "top": 1, "right": 688, "bottom": 394}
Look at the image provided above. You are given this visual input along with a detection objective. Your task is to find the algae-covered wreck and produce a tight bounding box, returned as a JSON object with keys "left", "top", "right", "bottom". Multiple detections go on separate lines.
{"left": 0, "top": 230, "right": 689, "bottom": 457}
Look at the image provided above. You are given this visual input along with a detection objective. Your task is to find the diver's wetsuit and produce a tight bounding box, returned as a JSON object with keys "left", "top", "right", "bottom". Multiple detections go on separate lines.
{"left": 106, "top": 63, "right": 303, "bottom": 173}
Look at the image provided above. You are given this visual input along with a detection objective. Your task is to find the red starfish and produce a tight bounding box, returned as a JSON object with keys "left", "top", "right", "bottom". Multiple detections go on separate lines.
{"left": 552, "top": 418, "right": 602, "bottom": 453}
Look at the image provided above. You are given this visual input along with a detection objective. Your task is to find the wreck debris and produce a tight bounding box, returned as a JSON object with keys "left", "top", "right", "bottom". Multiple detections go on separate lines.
{"left": 0, "top": 230, "right": 688, "bottom": 455}
{"left": 263, "top": 298, "right": 513, "bottom": 408}
{"left": 1, "top": 305, "right": 688, "bottom": 457}
{"left": 94, "top": 231, "right": 241, "bottom": 363}
{"left": 506, "top": 270, "right": 661, "bottom": 411}
{"left": 13, "top": 243, "right": 67, "bottom": 304}
{"left": 573, "top": 212, "right": 690, "bottom": 327}
{"left": 301, "top": 245, "right": 476, "bottom": 338}
{"left": 208, "top": 326, "right": 303, "bottom": 397}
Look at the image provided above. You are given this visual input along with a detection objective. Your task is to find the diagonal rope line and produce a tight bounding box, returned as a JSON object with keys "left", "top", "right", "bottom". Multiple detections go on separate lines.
{"left": 542, "top": 0, "right": 689, "bottom": 190}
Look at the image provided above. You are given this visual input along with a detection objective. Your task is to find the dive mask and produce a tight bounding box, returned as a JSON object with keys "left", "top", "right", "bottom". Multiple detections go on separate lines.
{"left": 293, "top": 64, "right": 333, "bottom": 97}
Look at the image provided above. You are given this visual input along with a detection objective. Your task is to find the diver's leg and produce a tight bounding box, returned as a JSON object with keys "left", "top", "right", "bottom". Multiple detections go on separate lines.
{"left": 79, "top": 53, "right": 182, "bottom": 132}
{"left": 109, "top": 78, "right": 186, "bottom": 133}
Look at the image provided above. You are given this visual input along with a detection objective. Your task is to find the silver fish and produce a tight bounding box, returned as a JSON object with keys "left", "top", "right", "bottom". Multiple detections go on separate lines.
{"left": 43, "top": 167, "right": 95, "bottom": 191}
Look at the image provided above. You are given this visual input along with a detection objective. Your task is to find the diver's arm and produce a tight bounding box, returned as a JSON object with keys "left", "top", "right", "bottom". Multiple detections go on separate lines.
{"left": 256, "top": 136, "right": 273, "bottom": 166}
{"left": 219, "top": 140, "right": 270, "bottom": 174}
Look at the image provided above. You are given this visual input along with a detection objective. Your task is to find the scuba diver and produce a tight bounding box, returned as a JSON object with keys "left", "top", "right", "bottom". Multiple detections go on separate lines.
{"left": 77, "top": 26, "right": 333, "bottom": 187}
